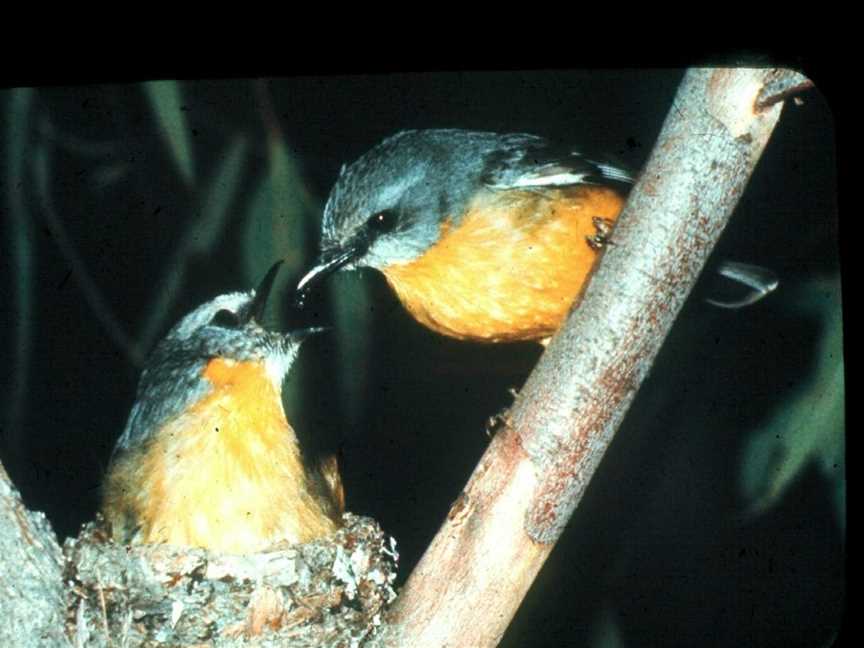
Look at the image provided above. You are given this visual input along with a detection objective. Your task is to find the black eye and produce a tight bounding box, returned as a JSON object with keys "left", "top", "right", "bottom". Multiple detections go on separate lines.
{"left": 210, "top": 309, "right": 241, "bottom": 328}
{"left": 367, "top": 210, "right": 398, "bottom": 234}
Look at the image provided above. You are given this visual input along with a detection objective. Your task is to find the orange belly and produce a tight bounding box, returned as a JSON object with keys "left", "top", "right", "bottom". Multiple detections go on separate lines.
{"left": 103, "top": 358, "right": 337, "bottom": 554}
{"left": 382, "top": 186, "right": 624, "bottom": 342}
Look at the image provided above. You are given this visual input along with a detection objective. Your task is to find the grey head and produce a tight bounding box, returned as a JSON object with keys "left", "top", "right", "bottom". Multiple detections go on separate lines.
{"left": 296, "top": 128, "right": 634, "bottom": 299}
{"left": 114, "top": 262, "right": 321, "bottom": 452}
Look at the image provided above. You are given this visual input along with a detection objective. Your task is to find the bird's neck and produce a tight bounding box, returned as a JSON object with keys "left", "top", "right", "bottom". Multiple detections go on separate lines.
{"left": 200, "top": 357, "right": 301, "bottom": 463}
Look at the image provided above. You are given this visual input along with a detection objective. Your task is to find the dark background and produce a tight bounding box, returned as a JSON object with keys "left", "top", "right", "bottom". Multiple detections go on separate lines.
{"left": 1, "top": 71, "right": 843, "bottom": 646}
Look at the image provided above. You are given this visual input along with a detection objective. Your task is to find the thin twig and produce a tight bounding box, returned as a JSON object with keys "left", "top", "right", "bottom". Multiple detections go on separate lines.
{"left": 98, "top": 585, "right": 112, "bottom": 646}
{"left": 755, "top": 70, "right": 813, "bottom": 111}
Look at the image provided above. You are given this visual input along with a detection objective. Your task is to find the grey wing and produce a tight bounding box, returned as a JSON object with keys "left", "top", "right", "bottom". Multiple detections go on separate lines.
{"left": 482, "top": 136, "right": 634, "bottom": 190}
{"left": 111, "top": 355, "right": 210, "bottom": 457}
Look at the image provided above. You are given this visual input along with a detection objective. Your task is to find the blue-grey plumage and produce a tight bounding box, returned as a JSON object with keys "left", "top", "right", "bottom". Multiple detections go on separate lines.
{"left": 102, "top": 262, "right": 342, "bottom": 553}
{"left": 296, "top": 129, "right": 777, "bottom": 334}
{"left": 296, "top": 129, "right": 634, "bottom": 341}
{"left": 305, "top": 129, "right": 632, "bottom": 281}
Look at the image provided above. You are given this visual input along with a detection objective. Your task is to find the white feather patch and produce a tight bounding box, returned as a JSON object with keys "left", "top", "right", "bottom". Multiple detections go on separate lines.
{"left": 492, "top": 172, "right": 590, "bottom": 189}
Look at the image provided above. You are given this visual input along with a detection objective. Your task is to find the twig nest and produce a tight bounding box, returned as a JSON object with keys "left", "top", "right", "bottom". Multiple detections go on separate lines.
{"left": 64, "top": 514, "right": 398, "bottom": 647}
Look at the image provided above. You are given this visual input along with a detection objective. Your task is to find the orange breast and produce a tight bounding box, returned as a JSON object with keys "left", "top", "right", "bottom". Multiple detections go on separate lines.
{"left": 382, "top": 186, "right": 624, "bottom": 342}
{"left": 104, "top": 358, "right": 337, "bottom": 553}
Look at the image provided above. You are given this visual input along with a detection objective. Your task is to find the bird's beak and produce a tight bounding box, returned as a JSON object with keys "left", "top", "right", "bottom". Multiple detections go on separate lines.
{"left": 294, "top": 244, "right": 362, "bottom": 307}
{"left": 248, "top": 260, "right": 284, "bottom": 323}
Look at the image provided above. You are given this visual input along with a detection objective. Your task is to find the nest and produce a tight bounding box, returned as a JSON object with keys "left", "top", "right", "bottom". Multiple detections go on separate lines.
{"left": 64, "top": 514, "right": 398, "bottom": 647}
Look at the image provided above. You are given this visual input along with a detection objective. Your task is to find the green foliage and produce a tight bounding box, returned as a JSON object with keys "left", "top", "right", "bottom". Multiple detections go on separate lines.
{"left": 739, "top": 278, "right": 844, "bottom": 530}
{"left": 3, "top": 80, "right": 339, "bottom": 433}
{"left": 243, "top": 135, "right": 318, "bottom": 415}
{"left": 329, "top": 272, "right": 373, "bottom": 424}
{"left": 3, "top": 88, "right": 35, "bottom": 443}
{"left": 144, "top": 81, "right": 196, "bottom": 187}
{"left": 137, "top": 135, "right": 249, "bottom": 352}
{"left": 241, "top": 135, "right": 317, "bottom": 308}
{"left": 190, "top": 136, "right": 249, "bottom": 254}
{"left": 589, "top": 601, "right": 625, "bottom": 648}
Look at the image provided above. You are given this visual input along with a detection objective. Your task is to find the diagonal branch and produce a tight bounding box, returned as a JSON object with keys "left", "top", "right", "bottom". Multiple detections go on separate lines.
{"left": 380, "top": 67, "right": 809, "bottom": 647}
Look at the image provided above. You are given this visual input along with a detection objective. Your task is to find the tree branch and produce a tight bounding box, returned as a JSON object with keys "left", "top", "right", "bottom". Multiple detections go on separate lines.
{"left": 0, "top": 464, "right": 70, "bottom": 647}
{"left": 380, "top": 67, "right": 808, "bottom": 647}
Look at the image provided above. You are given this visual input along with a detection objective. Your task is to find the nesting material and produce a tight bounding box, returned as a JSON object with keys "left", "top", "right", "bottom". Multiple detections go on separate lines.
{"left": 64, "top": 514, "right": 398, "bottom": 647}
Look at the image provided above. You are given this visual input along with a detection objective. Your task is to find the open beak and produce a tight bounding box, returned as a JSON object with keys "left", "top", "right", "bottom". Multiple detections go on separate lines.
{"left": 294, "top": 244, "right": 362, "bottom": 307}
{"left": 247, "top": 260, "right": 284, "bottom": 323}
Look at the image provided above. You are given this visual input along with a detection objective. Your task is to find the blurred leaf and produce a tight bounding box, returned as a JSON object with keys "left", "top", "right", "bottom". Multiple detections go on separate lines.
{"left": 739, "top": 278, "right": 844, "bottom": 527}
{"left": 90, "top": 162, "right": 131, "bottom": 190}
{"left": 266, "top": 137, "right": 313, "bottom": 274}
{"left": 144, "top": 80, "right": 195, "bottom": 187}
{"left": 189, "top": 135, "right": 248, "bottom": 254}
{"left": 37, "top": 116, "right": 118, "bottom": 157}
{"left": 32, "top": 134, "right": 144, "bottom": 365}
{"left": 242, "top": 137, "right": 310, "bottom": 285}
{"left": 242, "top": 136, "right": 315, "bottom": 416}
{"left": 589, "top": 601, "right": 625, "bottom": 648}
{"left": 330, "top": 272, "right": 373, "bottom": 424}
{"left": 240, "top": 128, "right": 372, "bottom": 424}
{"left": 3, "top": 88, "right": 35, "bottom": 445}
{"left": 138, "top": 136, "right": 248, "bottom": 351}
{"left": 243, "top": 174, "right": 275, "bottom": 280}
